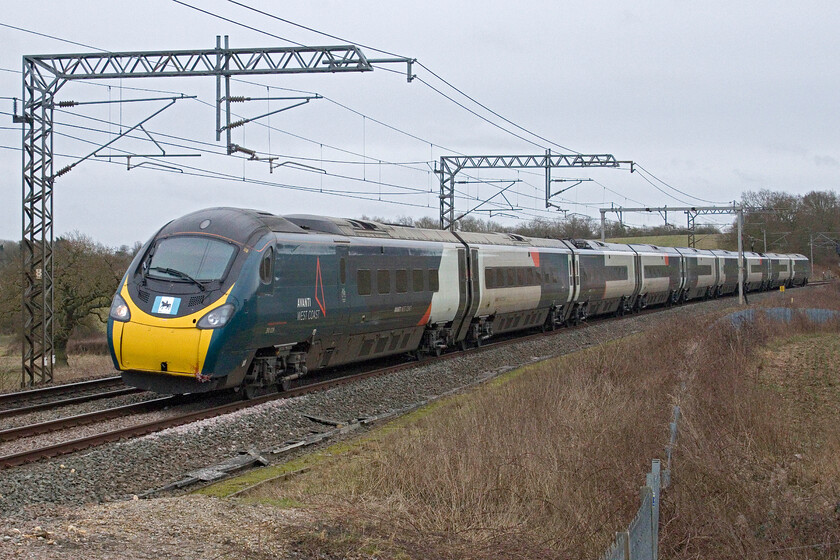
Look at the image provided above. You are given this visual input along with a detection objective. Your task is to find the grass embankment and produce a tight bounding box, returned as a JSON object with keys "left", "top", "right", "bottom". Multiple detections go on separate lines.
{"left": 233, "top": 323, "right": 694, "bottom": 558}
{"left": 606, "top": 233, "right": 723, "bottom": 249}
{"left": 213, "top": 285, "right": 840, "bottom": 559}
{"left": 661, "top": 285, "right": 840, "bottom": 558}
{"left": 0, "top": 334, "right": 116, "bottom": 391}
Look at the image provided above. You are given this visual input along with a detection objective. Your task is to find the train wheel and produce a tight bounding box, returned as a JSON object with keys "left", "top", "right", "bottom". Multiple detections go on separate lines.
{"left": 243, "top": 383, "right": 259, "bottom": 400}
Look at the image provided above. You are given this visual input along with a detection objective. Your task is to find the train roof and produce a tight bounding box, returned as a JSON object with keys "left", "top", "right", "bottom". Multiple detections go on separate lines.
{"left": 626, "top": 243, "right": 682, "bottom": 255}
{"left": 159, "top": 207, "right": 305, "bottom": 243}
{"left": 567, "top": 239, "right": 634, "bottom": 252}
{"left": 285, "top": 215, "right": 567, "bottom": 248}
{"left": 283, "top": 214, "right": 459, "bottom": 243}
{"left": 455, "top": 231, "right": 569, "bottom": 248}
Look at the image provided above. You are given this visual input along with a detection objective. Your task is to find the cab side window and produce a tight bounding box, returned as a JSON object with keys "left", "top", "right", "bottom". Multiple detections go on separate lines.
{"left": 259, "top": 248, "right": 273, "bottom": 285}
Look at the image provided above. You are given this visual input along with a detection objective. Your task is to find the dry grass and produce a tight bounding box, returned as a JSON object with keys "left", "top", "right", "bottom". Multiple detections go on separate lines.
{"left": 245, "top": 322, "right": 702, "bottom": 559}
{"left": 236, "top": 284, "right": 840, "bottom": 559}
{"left": 0, "top": 336, "right": 118, "bottom": 392}
{"left": 757, "top": 281, "right": 840, "bottom": 312}
{"left": 660, "top": 304, "right": 840, "bottom": 558}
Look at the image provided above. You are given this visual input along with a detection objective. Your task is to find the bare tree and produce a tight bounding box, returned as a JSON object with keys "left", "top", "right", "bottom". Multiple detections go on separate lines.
{"left": 51, "top": 233, "right": 131, "bottom": 366}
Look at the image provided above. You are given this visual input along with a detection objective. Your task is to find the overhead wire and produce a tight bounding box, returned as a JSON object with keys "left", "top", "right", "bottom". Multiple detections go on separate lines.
{"left": 221, "top": 0, "right": 581, "bottom": 154}
{"left": 171, "top": 1, "right": 576, "bottom": 153}
{"left": 1, "top": 13, "right": 690, "bottom": 227}
{"left": 0, "top": 18, "right": 587, "bottom": 216}
{"left": 46, "top": 114, "right": 431, "bottom": 196}
{"left": 169, "top": 1, "right": 304, "bottom": 47}
{"left": 634, "top": 163, "right": 730, "bottom": 205}
{"left": 0, "top": 21, "right": 106, "bottom": 52}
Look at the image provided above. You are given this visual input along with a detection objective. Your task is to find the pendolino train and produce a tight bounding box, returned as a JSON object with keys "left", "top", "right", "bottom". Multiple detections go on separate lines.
{"left": 107, "top": 207, "right": 811, "bottom": 396}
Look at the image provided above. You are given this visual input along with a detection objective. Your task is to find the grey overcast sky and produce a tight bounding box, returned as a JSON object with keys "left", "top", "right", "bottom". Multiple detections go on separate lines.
{"left": 2, "top": 0, "right": 839, "bottom": 246}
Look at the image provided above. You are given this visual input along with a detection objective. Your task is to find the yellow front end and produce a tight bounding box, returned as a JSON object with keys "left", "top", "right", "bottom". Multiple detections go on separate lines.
{"left": 111, "top": 283, "right": 230, "bottom": 378}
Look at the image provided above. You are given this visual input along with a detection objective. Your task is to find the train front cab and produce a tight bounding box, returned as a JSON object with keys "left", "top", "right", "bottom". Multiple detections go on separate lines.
{"left": 108, "top": 230, "right": 249, "bottom": 394}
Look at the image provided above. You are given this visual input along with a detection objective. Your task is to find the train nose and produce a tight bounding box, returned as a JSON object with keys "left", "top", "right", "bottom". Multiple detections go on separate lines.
{"left": 117, "top": 322, "right": 211, "bottom": 375}
{"left": 109, "top": 286, "right": 234, "bottom": 377}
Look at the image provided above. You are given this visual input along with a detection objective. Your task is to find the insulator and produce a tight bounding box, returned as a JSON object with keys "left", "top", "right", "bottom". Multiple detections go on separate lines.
{"left": 55, "top": 165, "right": 72, "bottom": 177}
{"left": 227, "top": 96, "right": 248, "bottom": 103}
{"left": 57, "top": 101, "right": 77, "bottom": 108}
{"left": 228, "top": 119, "right": 247, "bottom": 129}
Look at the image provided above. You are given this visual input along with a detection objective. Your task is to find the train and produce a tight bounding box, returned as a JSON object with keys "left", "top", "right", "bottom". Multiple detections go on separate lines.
{"left": 106, "top": 207, "right": 811, "bottom": 396}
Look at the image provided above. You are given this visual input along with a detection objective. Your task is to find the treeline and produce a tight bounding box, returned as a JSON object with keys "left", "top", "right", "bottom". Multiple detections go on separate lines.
{"left": 0, "top": 235, "right": 138, "bottom": 365}
{"left": 375, "top": 189, "right": 840, "bottom": 265}
{"left": 725, "top": 190, "right": 840, "bottom": 263}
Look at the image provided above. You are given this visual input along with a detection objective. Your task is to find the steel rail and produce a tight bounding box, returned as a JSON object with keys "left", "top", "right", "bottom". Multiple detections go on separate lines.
{"left": 0, "top": 388, "right": 142, "bottom": 419}
{"left": 0, "top": 327, "right": 573, "bottom": 469}
{"left": 0, "top": 396, "right": 175, "bottom": 442}
{"left": 0, "top": 375, "right": 124, "bottom": 407}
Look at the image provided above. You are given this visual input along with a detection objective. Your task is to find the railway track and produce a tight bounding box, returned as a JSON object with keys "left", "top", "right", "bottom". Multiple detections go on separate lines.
{"left": 0, "top": 376, "right": 138, "bottom": 416}
{"left": 0, "top": 396, "right": 177, "bottom": 443}
{"left": 0, "top": 321, "right": 571, "bottom": 469}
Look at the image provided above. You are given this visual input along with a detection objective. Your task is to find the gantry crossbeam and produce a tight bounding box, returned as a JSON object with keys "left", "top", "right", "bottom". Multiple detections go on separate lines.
{"left": 437, "top": 152, "right": 622, "bottom": 231}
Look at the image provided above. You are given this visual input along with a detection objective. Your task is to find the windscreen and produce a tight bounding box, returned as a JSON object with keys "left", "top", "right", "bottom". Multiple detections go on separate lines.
{"left": 148, "top": 236, "right": 236, "bottom": 281}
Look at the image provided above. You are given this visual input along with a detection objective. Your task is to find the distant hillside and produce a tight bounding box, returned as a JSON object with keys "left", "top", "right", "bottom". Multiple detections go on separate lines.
{"left": 605, "top": 233, "right": 724, "bottom": 250}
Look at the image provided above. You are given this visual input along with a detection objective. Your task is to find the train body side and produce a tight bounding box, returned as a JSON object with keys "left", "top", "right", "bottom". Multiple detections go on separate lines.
{"left": 109, "top": 206, "right": 815, "bottom": 396}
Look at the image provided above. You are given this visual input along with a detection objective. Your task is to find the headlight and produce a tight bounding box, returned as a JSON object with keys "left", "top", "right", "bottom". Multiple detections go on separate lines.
{"left": 109, "top": 293, "right": 131, "bottom": 322}
{"left": 197, "top": 303, "right": 234, "bottom": 329}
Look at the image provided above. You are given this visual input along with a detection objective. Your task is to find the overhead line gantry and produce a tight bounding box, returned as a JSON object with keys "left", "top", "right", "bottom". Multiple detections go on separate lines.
{"left": 436, "top": 150, "right": 632, "bottom": 231}
{"left": 599, "top": 203, "right": 755, "bottom": 305}
{"left": 14, "top": 36, "right": 414, "bottom": 387}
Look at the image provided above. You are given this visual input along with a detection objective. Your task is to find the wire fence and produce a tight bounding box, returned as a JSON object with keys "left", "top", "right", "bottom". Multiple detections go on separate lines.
{"left": 600, "top": 405, "right": 680, "bottom": 560}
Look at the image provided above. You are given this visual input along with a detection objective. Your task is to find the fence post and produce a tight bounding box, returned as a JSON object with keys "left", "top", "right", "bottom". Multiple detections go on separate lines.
{"left": 647, "top": 460, "right": 661, "bottom": 560}
{"left": 621, "top": 531, "right": 630, "bottom": 560}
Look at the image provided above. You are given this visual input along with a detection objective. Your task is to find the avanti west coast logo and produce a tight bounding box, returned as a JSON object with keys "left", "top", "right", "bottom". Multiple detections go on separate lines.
{"left": 296, "top": 257, "right": 327, "bottom": 321}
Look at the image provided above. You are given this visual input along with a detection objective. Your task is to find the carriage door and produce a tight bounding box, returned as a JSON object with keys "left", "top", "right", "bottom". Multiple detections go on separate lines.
{"left": 320, "top": 244, "right": 350, "bottom": 368}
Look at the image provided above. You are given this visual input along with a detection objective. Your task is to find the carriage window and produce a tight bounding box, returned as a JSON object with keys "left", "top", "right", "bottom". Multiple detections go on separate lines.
{"left": 507, "top": 268, "right": 516, "bottom": 286}
{"left": 377, "top": 269, "right": 391, "bottom": 294}
{"left": 526, "top": 268, "right": 535, "bottom": 286}
{"left": 357, "top": 269, "right": 371, "bottom": 296}
{"left": 340, "top": 258, "right": 346, "bottom": 284}
{"left": 428, "top": 269, "right": 439, "bottom": 292}
{"left": 259, "top": 248, "right": 273, "bottom": 285}
{"left": 395, "top": 269, "right": 408, "bottom": 293}
{"left": 412, "top": 269, "right": 424, "bottom": 292}
{"left": 517, "top": 268, "right": 525, "bottom": 286}
{"left": 485, "top": 268, "right": 495, "bottom": 288}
